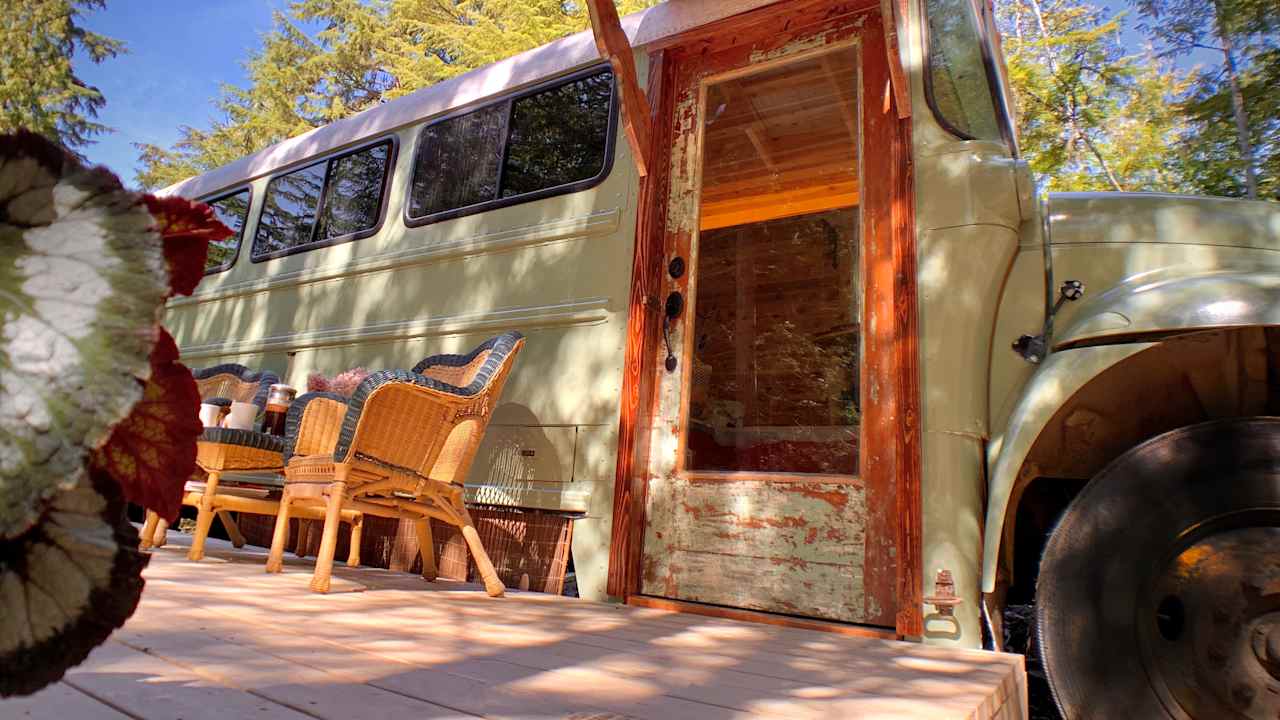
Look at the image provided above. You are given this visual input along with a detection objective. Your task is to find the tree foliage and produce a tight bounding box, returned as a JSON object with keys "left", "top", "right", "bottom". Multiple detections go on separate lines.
{"left": 131, "top": 0, "right": 1276, "bottom": 198}
{"left": 1129, "top": 0, "right": 1279, "bottom": 198}
{"left": 0, "top": 0, "right": 124, "bottom": 157}
{"left": 135, "top": 0, "right": 658, "bottom": 190}
{"left": 997, "top": 0, "right": 1194, "bottom": 193}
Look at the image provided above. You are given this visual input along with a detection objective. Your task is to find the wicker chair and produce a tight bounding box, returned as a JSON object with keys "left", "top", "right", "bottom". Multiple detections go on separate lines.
{"left": 139, "top": 363, "right": 279, "bottom": 551}
{"left": 265, "top": 331, "right": 525, "bottom": 595}
{"left": 192, "top": 363, "right": 279, "bottom": 409}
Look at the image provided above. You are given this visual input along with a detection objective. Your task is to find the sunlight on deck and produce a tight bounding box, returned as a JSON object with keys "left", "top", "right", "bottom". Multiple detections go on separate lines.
{"left": 3, "top": 532, "right": 1025, "bottom": 719}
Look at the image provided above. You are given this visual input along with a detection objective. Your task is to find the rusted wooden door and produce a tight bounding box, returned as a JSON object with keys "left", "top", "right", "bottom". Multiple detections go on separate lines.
{"left": 632, "top": 2, "right": 914, "bottom": 628}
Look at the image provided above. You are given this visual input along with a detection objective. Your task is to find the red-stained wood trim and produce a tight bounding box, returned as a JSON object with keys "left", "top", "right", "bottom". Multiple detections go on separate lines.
{"left": 606, "top": 50, "right": 672, "bottom": 599}
{"left": 586, "top": 0, "right": 652, "bottom": 176}
{"left": 645, "top": 0, "right": 881, "bottom": 56}
{"left": 855, "top": 10, "right": 904, "bottom": 630}
{"left": 627, "top": 595, "right": 901, "bottom": 640}
{"left": 892, "top": 90, "right": 923, "bottom": 640}
{"left": 880, "top": 0, "right": 912, "bottom": 119}
{"left": 679, "top": 471, "right": 865, "bottom": 486}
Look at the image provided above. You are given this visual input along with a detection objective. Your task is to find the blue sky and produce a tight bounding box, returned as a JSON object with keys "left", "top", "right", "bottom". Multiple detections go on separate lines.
{"left": 77, "top": 0, "right": 291, "bottom": 184}
{"left": 75, "top": 0, "right": 1205, "bottom": 187}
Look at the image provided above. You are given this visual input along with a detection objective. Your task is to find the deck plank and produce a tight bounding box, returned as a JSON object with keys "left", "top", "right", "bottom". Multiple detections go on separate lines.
{"left": 0, "top": 682, "right": 134, "bottom": 720}
{"left": 1, "top": 531, "right": 1026, "bottom": 719}
{"left": 62, "top": 642, "right": 314, "bottom": 720}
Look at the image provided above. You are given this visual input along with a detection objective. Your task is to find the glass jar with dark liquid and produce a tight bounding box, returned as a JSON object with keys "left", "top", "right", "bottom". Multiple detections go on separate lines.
{"left": 261, "top": 383, "right": 296, "bottom": 436}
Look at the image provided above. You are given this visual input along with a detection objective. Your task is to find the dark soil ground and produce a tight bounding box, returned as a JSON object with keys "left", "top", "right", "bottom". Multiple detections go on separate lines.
{"left": 1003, "top": 604, "right": 1063, "bottom": 720}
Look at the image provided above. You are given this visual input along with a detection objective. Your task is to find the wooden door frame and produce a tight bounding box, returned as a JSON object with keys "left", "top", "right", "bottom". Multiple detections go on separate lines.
{"left": 605, "top": 0, "right": 922, "bottom": 639}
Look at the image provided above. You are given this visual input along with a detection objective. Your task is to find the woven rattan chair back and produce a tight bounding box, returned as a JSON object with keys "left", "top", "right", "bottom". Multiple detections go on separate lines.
{"left": 342, "top": 332, "right": 525, "bottom": 484}
{"left": 269, "top": 332, "right": 526, "bottom": 596}
{"left": 193, "top": 364, "right": 279, "bottom": 408}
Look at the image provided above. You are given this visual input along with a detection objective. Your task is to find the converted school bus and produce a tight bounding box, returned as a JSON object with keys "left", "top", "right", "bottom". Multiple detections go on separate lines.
{"left": 161, "top": 0, "right": 1280, "bottom": 716}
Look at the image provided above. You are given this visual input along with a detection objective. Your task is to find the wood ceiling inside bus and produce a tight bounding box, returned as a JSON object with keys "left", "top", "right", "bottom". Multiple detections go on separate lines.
{"left": 698, "top": 49, "right": 860, "bottom": 232}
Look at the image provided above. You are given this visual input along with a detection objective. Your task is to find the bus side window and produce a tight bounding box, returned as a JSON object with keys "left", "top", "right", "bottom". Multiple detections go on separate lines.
{"left": 203, "top": 188, "right": 252, "bottom": 274}
{"left": 409, "top": 104, "right": 509, "bottom": 218}
{"left": 501, "top": 71, "right": 612, "bottom": 198}
{"left": 316, "top": 143, "right": 391, "bottom": 240}
{"left": 251, "top": 139, "right": 393, "bottom": 262}
{"left": 406, "top": 67, "right": 616, "bottom": 225}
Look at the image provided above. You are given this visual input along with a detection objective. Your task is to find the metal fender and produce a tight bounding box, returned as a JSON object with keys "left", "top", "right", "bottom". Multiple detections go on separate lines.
{"left": 1054, "top": 270, "right": 1280, "bottom": 351}
{"left": 981, "top": 342, "right": 1156, "bottom": 593}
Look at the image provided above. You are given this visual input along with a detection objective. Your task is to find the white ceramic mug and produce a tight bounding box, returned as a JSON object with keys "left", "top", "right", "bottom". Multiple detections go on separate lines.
{"left": 226, "top": 401, "right": 258, "bottom": 430}
{"left": 199, "top": 403, "right": 223, "bottom": 428}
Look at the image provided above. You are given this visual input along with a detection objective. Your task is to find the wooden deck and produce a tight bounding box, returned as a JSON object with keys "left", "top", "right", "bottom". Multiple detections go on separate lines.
{"left": 4, "top": 531, "right": 1025, "bottom": 719}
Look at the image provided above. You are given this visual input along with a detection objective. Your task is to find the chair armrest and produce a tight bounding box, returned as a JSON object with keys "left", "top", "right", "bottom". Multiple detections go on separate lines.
{"left": 200, "top": 427, "right": 285, "bottom": 453}
{"left": 333, "top": 369, "right": 476, "bottom": 463}
{"left": 282, "top": 392, "right": 351, "bottom": 464}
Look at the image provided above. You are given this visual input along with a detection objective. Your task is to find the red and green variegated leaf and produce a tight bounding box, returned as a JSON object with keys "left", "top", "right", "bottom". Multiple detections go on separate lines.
{"left": 142, "top": 195, "right": 227, "bottom": 297}
{"left": 90, "top": 330, "right": 202, "bottom": 522}
{"left": 0, "top": 131, "right": 167, "bottom": 539}
{"left": 0, "top": 469, "right": 148, "bottom": 698}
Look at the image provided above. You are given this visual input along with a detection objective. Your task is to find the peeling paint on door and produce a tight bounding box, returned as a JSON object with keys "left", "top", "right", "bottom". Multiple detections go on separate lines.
{"left": 642, "top": 477, "right": 869, "bottom": 621}
{"left": 635, "top": 4, "right": 901, "bottom": 629}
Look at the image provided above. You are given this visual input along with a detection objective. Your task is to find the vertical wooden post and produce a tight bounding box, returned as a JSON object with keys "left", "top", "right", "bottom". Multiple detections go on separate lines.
{"left": 606, "top": 49, "right": 669, "bottom": 599}
{"left": 892, "top": 104, "right": 923, "bottom": 639}
{"left": 586, "top": 0, "right": 652, "bottom": 176}
{"left": 880, "top": 0, "right": 912, "bottom": 119}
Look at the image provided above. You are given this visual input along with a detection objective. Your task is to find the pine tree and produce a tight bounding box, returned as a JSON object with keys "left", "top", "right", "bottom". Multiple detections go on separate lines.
{"left": 997, "top": 0, "right": 1192, "bottom": 192}
{"left": 0, "top": 0, "right": 125, "bottom": 157}
{"left": 1130, "top": 0, "right": 1279, "bottom": 198}
{"left": 135, "top": 0, "right": 659, "bottom": 190}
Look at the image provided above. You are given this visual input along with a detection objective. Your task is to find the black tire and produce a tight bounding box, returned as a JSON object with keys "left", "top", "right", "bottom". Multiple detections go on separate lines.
{"left": 1037, "top": 418, "right": 1280, "bottom": 719}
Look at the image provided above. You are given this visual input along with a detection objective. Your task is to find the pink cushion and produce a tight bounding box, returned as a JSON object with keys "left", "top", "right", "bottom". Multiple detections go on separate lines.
{"left": 306, "top": 367, "right": 370, "bottom": 397}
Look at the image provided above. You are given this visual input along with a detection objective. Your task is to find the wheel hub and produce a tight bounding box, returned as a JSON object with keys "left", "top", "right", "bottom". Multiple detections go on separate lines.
{"left": 1144, "top": 526, "right": 1280, "bottom": 719}
{"left": 1036, "top": 419, "right": 1280, "bottom": 719}
{"left": 1255, "top": 619, "right": 1280, "bottom": 680}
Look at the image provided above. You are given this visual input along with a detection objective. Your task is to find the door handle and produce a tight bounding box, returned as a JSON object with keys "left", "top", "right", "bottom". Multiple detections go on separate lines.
{"left": 663, "top": 291, "right": 684, "bottom": 372}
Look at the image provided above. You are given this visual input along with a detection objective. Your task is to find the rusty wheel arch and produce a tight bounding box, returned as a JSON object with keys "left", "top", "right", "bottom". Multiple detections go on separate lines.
{"left": 993, "top": 327, "right": 1280, "bottom": 608}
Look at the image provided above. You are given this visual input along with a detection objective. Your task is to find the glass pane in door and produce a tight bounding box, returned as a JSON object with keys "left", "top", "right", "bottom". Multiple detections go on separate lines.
{"left": 686, "top": 46, "right": 861, "bottom": 475}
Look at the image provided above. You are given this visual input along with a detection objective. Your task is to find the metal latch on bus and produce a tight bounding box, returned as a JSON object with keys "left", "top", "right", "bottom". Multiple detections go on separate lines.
{"left": 1013, "top": 280, "right": 1085, "bottom": 364}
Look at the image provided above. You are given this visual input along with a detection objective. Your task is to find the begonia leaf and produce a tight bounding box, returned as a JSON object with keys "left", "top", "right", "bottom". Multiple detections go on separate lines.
{"left": 142, "top": 194, "right": 226, "bottom": 297}
{"left": 0, "top": 131, "right": 167, "bottom": 539}
{"left": 90, "top": 329, "right": 201, "bottom": 522}
{"left": 0, "top": 469, "right": 148, "bottom": 697}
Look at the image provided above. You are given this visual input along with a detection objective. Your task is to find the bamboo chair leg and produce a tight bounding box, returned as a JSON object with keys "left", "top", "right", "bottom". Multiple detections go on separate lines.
{"left": 310, "top": 480, "right": 347, "bottom": 593}
{"left": 265, "top": 487, "right": 293, "bottom": 574}
{"left": 139, "top": 510, "right": 160, "bottom": 550}
{"left": 454, "top": 502, "right": 504, "bottom": 597}
{"left": 153, "top": 517, "right": 170, "bottom": 547}
{"left": 218, "top": 510, "right": 246, "bottom": 548}
{"left": 414, "top": 518, "right": 437, "bottom": 581}
{"left": 188, "top": 472, "right": 220, "bottom": 561}
{"left": 295, "top": 520, "right": 313, "bottom": 557}
{"left": 346, "top": 514, "right": 363, "bottom": 568}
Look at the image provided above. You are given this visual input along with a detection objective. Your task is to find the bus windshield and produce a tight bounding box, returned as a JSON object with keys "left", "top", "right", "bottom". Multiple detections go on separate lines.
{"left": 923, "top": 0, "right": 1004, "bottom": 142}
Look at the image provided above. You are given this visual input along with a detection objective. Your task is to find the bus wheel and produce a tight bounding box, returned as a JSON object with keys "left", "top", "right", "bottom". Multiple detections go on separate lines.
{"left": 1036, "top": 417, "right": 1280, "bottom": 719}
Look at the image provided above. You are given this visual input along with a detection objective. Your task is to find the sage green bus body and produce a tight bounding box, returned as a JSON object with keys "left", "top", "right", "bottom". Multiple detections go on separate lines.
{"left": 163, "top": 94, "right": 644, "bottom": 604}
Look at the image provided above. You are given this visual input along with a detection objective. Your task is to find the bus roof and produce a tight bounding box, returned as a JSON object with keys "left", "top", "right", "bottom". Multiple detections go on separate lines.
{"left": 159, "top": 0, "right": 784, "bottom": 200}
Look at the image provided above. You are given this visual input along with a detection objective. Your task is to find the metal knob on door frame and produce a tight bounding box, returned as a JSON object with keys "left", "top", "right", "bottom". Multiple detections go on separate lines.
{"left": 663, "top": 291, "right": 683, "bottom": 372}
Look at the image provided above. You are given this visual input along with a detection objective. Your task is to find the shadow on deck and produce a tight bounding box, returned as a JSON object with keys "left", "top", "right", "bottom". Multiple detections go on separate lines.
{"left": 4, "top": 531, "right": 1026, "bottom": 719}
